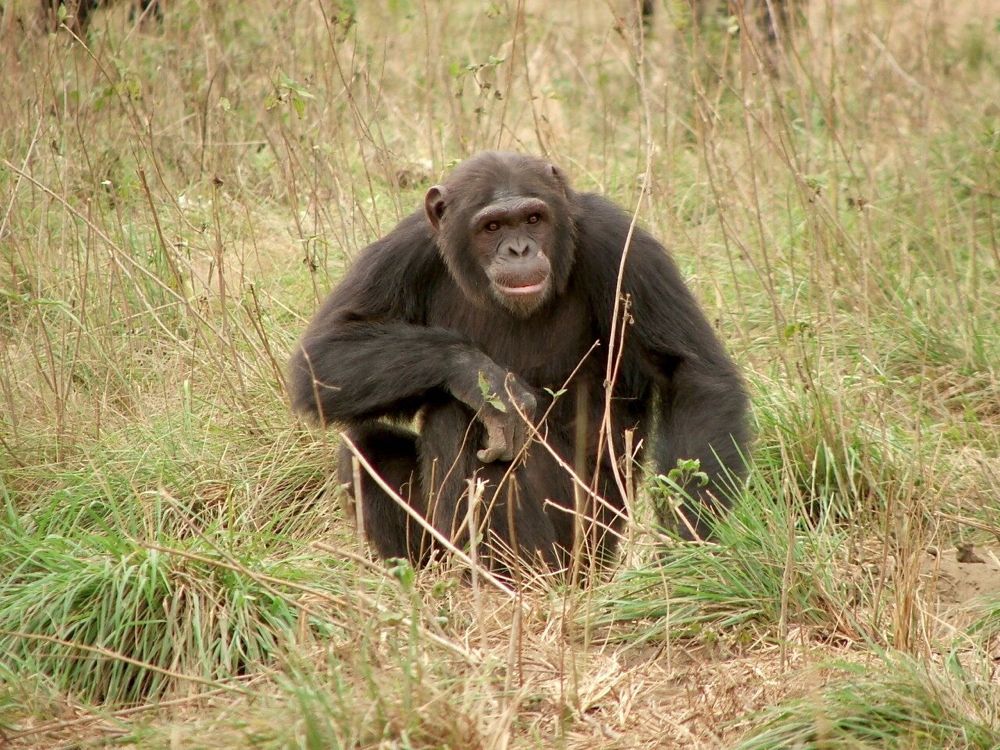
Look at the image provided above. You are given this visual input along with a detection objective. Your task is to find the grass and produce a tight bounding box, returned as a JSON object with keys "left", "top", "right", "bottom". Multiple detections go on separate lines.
{"left": 586, "top": 487, "right": 859, "bottom": 644}
{"left": 1, "top": 0, "right": 999, "bottom": 746}
{"left": 734, "top": 650, "right": 1000, "bottom": 749}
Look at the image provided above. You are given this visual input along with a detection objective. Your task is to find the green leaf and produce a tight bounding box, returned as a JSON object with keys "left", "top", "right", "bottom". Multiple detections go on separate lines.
{"left": 387, "top": 558, "right": 415, "bottom": 589}
{"left": 477, "top": 371, "right": 506, "bottom": 412}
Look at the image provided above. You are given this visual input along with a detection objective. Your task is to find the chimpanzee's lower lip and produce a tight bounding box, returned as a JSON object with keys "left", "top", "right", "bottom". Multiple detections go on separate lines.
{"left": 498, "top": 281, "right": 547, "bottom": 295}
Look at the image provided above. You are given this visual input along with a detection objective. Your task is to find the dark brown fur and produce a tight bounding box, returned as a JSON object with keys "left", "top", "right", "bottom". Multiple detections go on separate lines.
{"left": 289, "top": 152, "right": 750, "bottom": 572}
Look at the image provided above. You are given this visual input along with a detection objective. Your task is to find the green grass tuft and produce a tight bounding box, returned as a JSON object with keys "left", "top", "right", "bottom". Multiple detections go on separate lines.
{"left": 587, "top": 484, "right": 856, "bottom": 644}
{"left": 734, "top": 651, "right": 1000, "bottom": 750}
{"left": 0, "top": 522, "right": 316, "bottom": 704}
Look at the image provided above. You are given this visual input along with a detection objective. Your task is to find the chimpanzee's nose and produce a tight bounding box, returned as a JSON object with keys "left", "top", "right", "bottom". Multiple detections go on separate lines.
{"left": 504, "top": 240, "right": 531, "bottom": 257}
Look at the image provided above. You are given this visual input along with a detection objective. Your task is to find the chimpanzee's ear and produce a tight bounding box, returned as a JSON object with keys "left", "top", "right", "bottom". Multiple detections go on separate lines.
{"left": 548, "top": 163, "right": 571, "bottom": 197}
{"left": 424, "top": 186, "right": 447, "bottom": 230}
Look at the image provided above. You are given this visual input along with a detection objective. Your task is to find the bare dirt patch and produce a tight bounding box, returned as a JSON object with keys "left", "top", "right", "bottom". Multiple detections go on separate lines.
{"left": 924, "top": 545, "right": 1000, "bottom": 610}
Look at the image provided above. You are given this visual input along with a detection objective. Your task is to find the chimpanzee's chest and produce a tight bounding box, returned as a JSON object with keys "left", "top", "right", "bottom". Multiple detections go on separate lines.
{"left": 426, "top": 289, "right": 599, "bottom": 390}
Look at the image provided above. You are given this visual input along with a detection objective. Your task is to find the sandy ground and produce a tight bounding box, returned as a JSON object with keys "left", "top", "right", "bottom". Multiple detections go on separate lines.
{"left": 925, "top": 544, "right": 1000, "bottom": 607}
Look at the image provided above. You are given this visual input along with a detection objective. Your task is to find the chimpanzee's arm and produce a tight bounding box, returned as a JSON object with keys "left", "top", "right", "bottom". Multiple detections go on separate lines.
{"left": 576, "top": 195, "right": 750, "bottom": 536}
{"left": 288, "top": 212, "right": 534, "bottom": 458}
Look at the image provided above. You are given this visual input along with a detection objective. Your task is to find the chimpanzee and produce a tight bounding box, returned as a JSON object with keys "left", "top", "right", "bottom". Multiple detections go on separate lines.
{"left": 289, "top": 152, "right": 749, "bottom": 572}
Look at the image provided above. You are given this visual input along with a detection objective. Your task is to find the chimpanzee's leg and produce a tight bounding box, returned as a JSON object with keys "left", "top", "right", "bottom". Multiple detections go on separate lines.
{"left": 338, "top": 422, "right": 432, "bottom": 564}
{"left": 419, "top": 401, "right": 563, "bottom": 570}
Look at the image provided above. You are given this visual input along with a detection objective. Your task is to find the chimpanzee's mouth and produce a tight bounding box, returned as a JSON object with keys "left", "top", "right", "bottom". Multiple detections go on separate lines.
{"left": 496, "top": 273, "right": 549, "bottom": 295}
{"left": 498, "top": 280, "right": 547, "bottom": 295}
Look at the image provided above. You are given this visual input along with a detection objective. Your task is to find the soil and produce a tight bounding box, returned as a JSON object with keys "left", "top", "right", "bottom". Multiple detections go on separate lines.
{"left": 924, "top": 544, "right": 1000, "bottom": 608}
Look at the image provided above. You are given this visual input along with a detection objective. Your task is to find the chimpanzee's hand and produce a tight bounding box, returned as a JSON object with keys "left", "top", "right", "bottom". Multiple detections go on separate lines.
{"left": 475, "top": 375, "right": 536, "bottom": 463}
{"left": 448, "top": 359, "right": 536, "bottom": 463}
